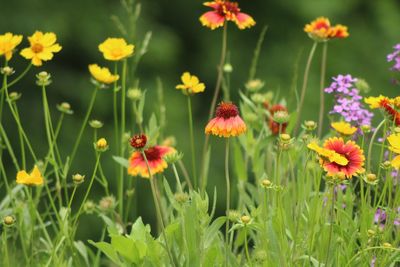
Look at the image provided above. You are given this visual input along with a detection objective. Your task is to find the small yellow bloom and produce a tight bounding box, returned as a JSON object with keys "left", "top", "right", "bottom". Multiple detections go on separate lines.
{"left": 176, "top": 72, "right": 205, "bottom": 94}
{"left": 0, "top": 33, "right": 23, "bottom": 61}
{"left": 88, "top": 64, "right": 119, "bottom": 84}
{"left": 16, "top": 165, "right": 44, "bottom": 185}
{"left": 364, "top": 95, "right": 393, "bottom": 109}
{"left": 20, "top": 31, "right": 62, "bottom": 66}
{"left": 331, "top": 121, "right": 357, "bottom": 136}
{"left": 96, "top": 138, "right": 108, "bottom": 150}
{"left": 307, "top": 142, "right": 348, "bottom": 166}
{"left": 98, "top": 38, "right": 134, "bottom": 61}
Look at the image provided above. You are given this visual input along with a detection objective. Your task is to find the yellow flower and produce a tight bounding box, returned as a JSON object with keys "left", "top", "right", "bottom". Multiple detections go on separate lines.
{"left": 331, "top": 121, "right": 357, "bottom": 136}
{"left": 96, "top": 138, "right": 108, "bottom": 150}
{"left": 98, "top": 38, "right": 134, "bottom": 61}
{"left": 385, "top": 133, "right": 400, "bottom": 169}
{"left": 20, "top": 31, "right": 62, "bottom": 66}
{"left": 88, "top": 64, "right": 119, "bottom": 84}
{"left": 0, "top": 33, "right": 23, "bottom": 61}
{"left": 176, "top": 72, "right": 205, "bottom": 94}
{"left": 307, "top": 142, "right": 348, "bottom": 166}
{"left": 364, "top": 95, "right": 393, "bottom": 109}
{"left": 16, "top": 165, "right": 44, "bottom": 185}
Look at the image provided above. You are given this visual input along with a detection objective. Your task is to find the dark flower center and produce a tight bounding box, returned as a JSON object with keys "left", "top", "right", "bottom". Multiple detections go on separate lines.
{"left": 216, "top": 1, "right": 239, "bottom": 16}
{"left": 32, "top": 43, "right": 44, "bottom": 53}
{"left": 144, "top": 147, "right": 161, "bottom": 161}
{"left": 216, "top": 102, "right": 239, "bottom": 119}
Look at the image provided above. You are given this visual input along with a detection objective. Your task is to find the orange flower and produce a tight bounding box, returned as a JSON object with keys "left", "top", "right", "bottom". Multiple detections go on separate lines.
{"left": 200, "top": 0, "right": 255, "bottom": 30}
{"left": 304, "top": 17, "right": 349, "bottom": 42}
{"left": 128, "top": 146, "right": 175, "bottom": 178}
{"left": 308, "top": 137, "right": 365, "bottom": 179}
{"left": 205, "top": 102, "right": 246, "bottom": 137}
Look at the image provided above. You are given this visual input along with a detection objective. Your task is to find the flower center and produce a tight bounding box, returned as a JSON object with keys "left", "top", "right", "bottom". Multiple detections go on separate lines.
{"left": 217, "top": 1, "right": 239, "bottom": 17}
{"left": 32, "top": 43, "right": 44, "bottom": 53}
{"left": 144, "top": 147, "right": 161, "bottom": 161}
{"left": 111, "top": 48, "right": 123, "bottom": 58}
{"left": 216, "top": 102, "right": 239, "bottom": 119}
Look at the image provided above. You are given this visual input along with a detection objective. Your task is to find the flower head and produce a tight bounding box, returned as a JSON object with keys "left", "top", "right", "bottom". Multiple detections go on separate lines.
{"left": 200, "top": 0, "right": 255, "bottom": 30}
{"left": 128, "top": 145, "right": 175, "bottom": 178}
{"left": 364, "top": 95, "right": 393, "bottom": 109}
{"left": 387, "top": 44, "right": 400, "bottom": 72}
{"left": 176, "top": 72, "right": 205, "bottom": 94}
{"left": 308, "top": 137, "right": 365, "bottom": 179}
{"left": 0, "top": 33, "right": 23, "bottom": 61}
{"left": 331, "top": 121, "right": 357, "bottom": 136}
{"left": 304, "top": 17, "right": 349, "bottom": 42}
{"left": 387, "top": 133, "right": 400, "bottom": 169}
{"left": 16, "top": 165, "right": 44, "bottom": 185}
{"left": 365, "top": 95, "right": 400, "bottom": 125}
{"left": 268, "top": 104, "right": 288, "bottom": 135}
{"left": 98, "top": 38, "right": 134, "bottom": 61}
{"left": 205, "top": 102, "right": 246, "bottom": 137}
{"left": 20, "top": 31, "right": 62, "bottom": 66}
{"left": 89, "top": 64, "right": 119, "bottom": 84}
{"left": 96, "top": 138, "right": 108, "bottom": 152}
{"left": 130, "top": 134, "right": 147, "bottom": 149}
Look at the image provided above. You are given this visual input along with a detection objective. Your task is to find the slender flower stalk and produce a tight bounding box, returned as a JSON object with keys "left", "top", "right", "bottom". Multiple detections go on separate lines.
{"left": 318, "top": 42, "right": 328, "bottom": 137}
{"left": 224, "top": 138, "right": 230, "bottom": 266}
{"left": 244, "top": 225, "right": 252, "bottom": 266}
{"left": 325, "top": 184, "right": 336, "bottom": 266}
{"left": 1, "top": 63, "right": 32, "bottom": 90}
{"left": 187, "top": 96, "right": 198, "bottom": 188}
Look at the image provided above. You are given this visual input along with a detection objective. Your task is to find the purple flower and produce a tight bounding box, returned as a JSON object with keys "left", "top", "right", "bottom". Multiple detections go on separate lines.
{"left": 387, "top": 44, "right": 400, "bottom": 72}
{"left": 374, "top": 208, "right": 387, "bottom": 227}
{"left": 325, "top": 74, "right": 374, "bottom": 128}
{"left": 370, "top": 256, "right": 376, "bottom": 267}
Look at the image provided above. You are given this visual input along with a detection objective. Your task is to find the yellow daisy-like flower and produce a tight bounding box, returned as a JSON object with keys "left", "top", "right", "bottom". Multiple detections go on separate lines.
{"left": 88, "top": 64, "right": 119, "bottom": 84}
{"left": 176, "top": 72, "right": 205, "bottom": 94}
{"left": 387, "top": 134, "right": 400, "bottom": 169}
{"left": 307, "top": 142, "right": 348, "bottom": 166}
{"left": 0, "top": 32, "right": 23, "bottom": 61}
{"left": 331, "top": 121, "right": 357, "bottom": 136}
{"left": 364, "top": 95, "right": 393, "bottom": 109}
{"left": 16, "top": 165, "right": 44, "bottom": 185}
{"left": 98, "top": 38, "right": 134, "bottom": 61}
{"left": 20, "top": 31, "right": 62, "bottom": 66}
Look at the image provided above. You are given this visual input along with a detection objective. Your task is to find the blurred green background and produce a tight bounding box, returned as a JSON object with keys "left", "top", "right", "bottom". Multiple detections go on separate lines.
{"left": 1, "top": 0, "right": 399, "bottom": 241}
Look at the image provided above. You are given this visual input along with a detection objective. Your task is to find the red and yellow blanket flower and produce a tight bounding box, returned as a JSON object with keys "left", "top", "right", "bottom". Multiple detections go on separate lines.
{"left": 20, "top": 31, "right": 62, "bottom": 66}
{"left": 16, "top": 165, "right": 44, "bottom": 185}
{"left": 308, "top": 137, "right": 365, "bottom": 179}
{"left": 176, "top": 72, "right": 205, "bottom": 94}
{"left": 200, "top": 0, "right": 255, "bottom": 30}
{"left": 365, "top": 95, "right": 400, "bottom": 125}
{"left": 387, "top": 133, "right": 400, "bottom": 169}
{"left": 0, "top": 32, "right": 23, "bottom": 61}
{"left": 88, "top": 64, "right": 119, "bottom": 84}
{"left": 304, "top": 17, "right": 349, "bottom": 42}
{"left": 205, "top": 102, "right": 246, "bottom": 137}
{"left": 128, "top": 146, "right": 175, "bottom": 178}
{"left": 331, "top": 121, "right": 357, "bottom": 136}
{"left": 98, "top": 38, "right": 134, "bottom": 61}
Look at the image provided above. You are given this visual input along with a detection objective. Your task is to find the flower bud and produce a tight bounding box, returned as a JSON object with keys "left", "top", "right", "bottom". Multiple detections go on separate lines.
{"left": 164, "top": 151, "right": 184, "bottom": 164}
{"left": 261, "top": 179, "right": 272, "bottom": 188}
{"left": 95, "top": 138, "right": 108, "bottom": 152}
{"left": 174, "top": 192, "right": 189, "bottom": 203}
{"left": 382, "top": 242, "right": 392, "bottom": 248}
{"left": 240, "top": 215, "right": 251, "bottom": 224}
{"left": 8, "top": 91, "right": 21, "bottom": 102}
{"left": 83, "top": 200, "right": 96, "bottom": 214}
{"left": 99, "top": 196, "right": 116, "bottom": 212}
{"left": 57, "top": 102, "right": 73, "bottom": 115}
{"left": 89, "top": 120, "right": 104, "bottom": 129}
{"left": 36, "top": 71, "right": 52, "bottom": 86}
{"left": 3, "top": 215, "right": 15, "bottom": 226}
{"left": 367, "top": 229, "right": 376, "bottom": 237}
{"left": 130, "top": 134, "right": 147, "bottom": 149}
{"left": 280, "top": 133, "right": 291, "bottom": 142}
{"left": 366, "top": 173, "right": 377, "bottom": 182}
{"left": 227, "top": 210, "right": 240, "bottom": 222}
{"left": 127, "top": 88, "right": 142, "bottom": 101}
{"left": 304, "top": 120, "right": 317, "bottom": 131}
{"left": 273, "top": 111, "right": 290, "bottom": 124}
{"left": 360, "top": 125, "right": 371, "bottom": 134}
{"left": 223, "top": 63, "right": 233, "bottom": 73}
{"left": 1, "top": 66, "right": 14, "bottom": 76}
{"left": 251, "top": 93, "right": 266, "bottom": 104}
{"left": 72, "top": 173, "right": 85, "bottom": 185}
{"left": 355, "top": 78, "right": 370, "bottom": 93}
{"left": 245, "top": 79, "right": 265, "bottom": 92}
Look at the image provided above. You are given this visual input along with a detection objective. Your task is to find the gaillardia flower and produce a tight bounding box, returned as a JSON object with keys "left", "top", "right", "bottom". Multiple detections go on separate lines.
{"left": 365, "top": 95, "right": 400, "bottom": 126}
{"left": 331, "top": 121, "right": 357, "bottom": 136}
{"left": 16, "top": 165, "right": 44, "bottom": 185}
{"left": 20, "top": 31, "right": 62, "bottom": 66}
{"left": 0, "top": 33, "right": 23, "bottom": 61}
{"left": 304, "top": 17, "right": 349, "bottom": 42}
{"left": 205, "top": 102, "right": 246, "bottom": 137}
{"left": 308, "top": 137, "right": 365, "bottom": 178}
{"left": 268, "top": 104, "right": 288, "bottom": 135}
{"left": 130, "top": 134, "right": 147, "bottom": 149}
{"left": 200, "top": 0, "right": 255, "bottom": 30}
{"left": 88, "top": 64, "right": 119, "bottom": 84}
{"left": 128, "top": 146, "right": 175, "bottom": 178}
{"left": 176, "top": 72, "right": 205, "bottom": 94}
{"left": 98, "top": 38, "right": 134, "bottom": 61}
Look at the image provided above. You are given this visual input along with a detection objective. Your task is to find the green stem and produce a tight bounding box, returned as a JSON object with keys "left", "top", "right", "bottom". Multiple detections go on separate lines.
{"left": 172, "top": 163, "right": 183, "bottom": 193}
{"left": 12, "top": 103, "right": 26, "bottom": 169}
{"left": 224, "top": 138, "right": 230, "bottom": 267}
{"left": 317, "top": 42, "right": 328, "bottom": 137}
{"left": 2, "top": 63, "right": 32, "bottom": 90}
{"left": 187, "top": 96, "right": 197, "bottom": 188}
{"left": 324, "top": 184, "right": 335, "bottom": 266}
{"left": 367, "top": 119, "right": 386, "bottom": 171}
{"left": 294, "top": 41, "right": 318, "bottom": 135}
{"left": 2, "top": 228, "right": 9, "bottom": 267}
{"left": 244, "top": 226, "right": 252, "bottom": 266}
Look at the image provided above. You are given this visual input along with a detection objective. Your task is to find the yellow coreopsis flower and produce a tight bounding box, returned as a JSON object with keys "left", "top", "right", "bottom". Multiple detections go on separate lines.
{"left": 20, "top": 31, "right": 62, "bottom": 66}
{"left": 98, "top": 38, "right": 134, "bottom": 61}
{"left": 0, "top": 33, "right": 23, "bottom": 61}
{"left": 176, "top": 72, "right": 205, "bottom": 94}
{"left": 89, "top": 64, "right": 119, "bottom": 84}
{"left": 16, "top": 165, "right": 44, "bottom": 185}
{"left": 331, "top": 121, "right": 357, "bottom": 136}
{"left": 387, "top": 133, "right": 400, "bottom": 169}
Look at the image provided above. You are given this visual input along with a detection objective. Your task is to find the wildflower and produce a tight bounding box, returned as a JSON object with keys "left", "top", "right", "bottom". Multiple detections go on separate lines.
{"left": 96, "top": 138, "right": 108, "bottom": 152}
{"left": 56, "top": 102, "right": 73, "bottom": 115}
{"left": 205, "top": 102, "right": 246, "bottom": 137}
{"left": 268, "top": 104, "right": 288, "bottom": 135}
{"left": 387, "top": 44, "right": 400, "bottom": 72}
{"left": 386, "top": 133, "right": 400, "bottom": 169}
{"left": 331, "top": 121, "right": 357, "bottom": 136}
{"left": 2, "top": 215, "right": 16, "bottom": 227}
{"left": 374, "top": 208, "right": 387, "bottom": 229}
{"left": 128, "top": 145, "right": 175, "bottom": 178}
{"left": 0, "top": 33, "right": 23, "bottom": 61}
{"left": 325, "top": 75, "right": 373, "bottom": 128}
{"left": 303, "top": 120, "right": 317, "bottom": 131}
{"left": 304, "top": 17, "right": 349, "bottom": 42}
{"left": 1, "top": 66, "right": 14, "bottom": 76}
{"left": 176, "top": 72, "right": 205, "bottom": 94}
{"left": 245, "top": 79, "right": 264, "bottom": 92}
{"left": 36, "top": 71, "right": 52, "bottom": 86}
{"left": 240, "top": 215, "right": 251, "bottom": 225}
{"left": 88, "top": 64, "right": 119, "bottom": 85}
{"left": 16, "top": 165, "right": 44, "bottom": 185}
{"left": 98, "top": 38, "right": 134, "bottom": 61}
{"left": 20, "top": 31, "right": 62, "bottom": 66}
{"left": 363, "top": 173, "right": 379, "bottom": 185}
{"left": 99, "top": 195, "right": 116, "bottom": 212}
{"left": 89, "top": 120, "right": 104, "bottom": 129}
{"left": 127, "top": 88, "right": 142, "bottom": 101}
{"left": 364, "top": 95, "right": 393, "bottom": 109}
{"left": 72, "top": 174, "right": 85, "bottom": 185}
{"left": 129, "top": 134, "right": 147, "bottom": 149}
{"left": 307, "top": 137, "right": 365, "bottom": 178}
{"left": 199, "top": 0, "right": 255, "bottom": 30}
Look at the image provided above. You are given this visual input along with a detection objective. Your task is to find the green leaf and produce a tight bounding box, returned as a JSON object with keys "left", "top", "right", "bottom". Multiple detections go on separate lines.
{"left": 112, "top": 156, "right": 129, "bottom": 168}
{"left": 74, "top": 241, "right": 89, "bottom": 266}
{"left": 204, "top": 216, "right": 226, "bottom": 249}
{"left": 110, "top": 235, "right": 139, "bottom": 263}
{"left": 88, "top": 240, "right": 122, "bottom": 265}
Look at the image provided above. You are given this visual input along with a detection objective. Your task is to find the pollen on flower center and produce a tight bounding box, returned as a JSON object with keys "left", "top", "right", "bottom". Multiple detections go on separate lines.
{"left": 32, "top": 43, "right": 44, "bottom": 53}
{"left": 216, "top": 102, "right": 239, "bottom": 118}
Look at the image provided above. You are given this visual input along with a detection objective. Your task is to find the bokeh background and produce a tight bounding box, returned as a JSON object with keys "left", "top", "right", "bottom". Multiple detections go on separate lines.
{"left": 1, "top": 0, "right": 400, "bottom": 240}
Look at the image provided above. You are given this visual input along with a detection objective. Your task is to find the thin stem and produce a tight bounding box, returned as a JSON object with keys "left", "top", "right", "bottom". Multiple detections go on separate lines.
{"left": 317, "top": 42, "right": 328, "bottom": 137}
{"left": 12, "top": 103, "right": 26, "bottom": 169}
{"left": 367, "top": 119, "right": 386, "bottom": 171}
{"left": 187, "top": 96, "right": 197, "bottom": 188}
{"left": 2, "top": 229, "right": 9, "bottom": 267}
{"left": 141, "top": 151, "right": 176, "bottom": 267}
{"left": 172, "top": 163, "right": 183, "bottom": 193}
{"left": 2, "top": 63, "right": 32, "bottom": 89}
{"left": 294, "top": 42, "right": 318, "bottom": 135}
{"left": 224, "top": 138, "right": 230, "bottom": 267}
{"left": 324, "top": 184, "right": 335, "bottom": 266}
{"left": 244, "top": 226, "right": 252, "bottom": 266}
